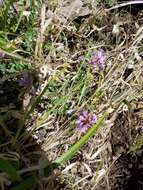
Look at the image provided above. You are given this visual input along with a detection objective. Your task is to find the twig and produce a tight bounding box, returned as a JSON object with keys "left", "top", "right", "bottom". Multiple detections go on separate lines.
{"left": 0, "top": 48, "right": 32, "bottom": 63}
{"left": 105, "top": 1, "right": 143, "bottom": 11}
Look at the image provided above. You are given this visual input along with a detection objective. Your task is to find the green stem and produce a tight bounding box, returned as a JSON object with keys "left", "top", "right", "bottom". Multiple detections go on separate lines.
{"left": 14, "top": 79, "right": 51, "bottom": 141}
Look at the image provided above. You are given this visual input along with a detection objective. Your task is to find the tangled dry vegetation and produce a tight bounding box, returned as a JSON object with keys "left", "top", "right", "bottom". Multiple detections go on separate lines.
{"left": 0, "top": 1, "right": 143, "bottom": 190}
{"left": 38, "top": 2, "right": 143, "bottom": 189}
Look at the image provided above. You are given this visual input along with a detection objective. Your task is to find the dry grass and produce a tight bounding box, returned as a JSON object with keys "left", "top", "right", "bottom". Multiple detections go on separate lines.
{"left": 0, "top": 1, "right": 143, "bottom": 189}
{"left": 31, "top": 1, "right": 143, "bottom": 189}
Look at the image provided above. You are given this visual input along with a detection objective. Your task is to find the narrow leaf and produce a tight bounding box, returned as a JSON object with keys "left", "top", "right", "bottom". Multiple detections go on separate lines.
{"left": 0, "top": 158, "right": 21, "bottom": 181}
{"left": 10, "top": 175, "right": 38, "bottom": 190}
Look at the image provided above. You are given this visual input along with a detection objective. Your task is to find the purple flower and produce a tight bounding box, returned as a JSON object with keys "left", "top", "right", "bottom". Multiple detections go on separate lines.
{"left": 76, "top": 111, "right": 97, "bottom": 133}
{"left": 88, "top": 49, "right": 105, "bottom": 69}
{"left": 18, "top": 72, "right": 32, "bottom": 87}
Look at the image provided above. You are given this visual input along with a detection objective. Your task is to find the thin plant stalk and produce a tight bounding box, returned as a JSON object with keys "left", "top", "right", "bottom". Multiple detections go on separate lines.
{"left": 14, "top": 76, "right": 53, "bottom": 141}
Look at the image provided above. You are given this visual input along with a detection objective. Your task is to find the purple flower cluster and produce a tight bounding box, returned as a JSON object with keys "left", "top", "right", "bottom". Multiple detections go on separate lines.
{"left": 88, "top": 49, "right": 105, "bottom": 69}
{"left": 18, "top": 72, "right": 32, "bottom": 87}
{"left": 76, "top": 111, "right": 97, "bottom": 133}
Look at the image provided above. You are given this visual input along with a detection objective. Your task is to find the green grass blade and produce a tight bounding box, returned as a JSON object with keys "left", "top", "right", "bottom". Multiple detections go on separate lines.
{"left": 0, "top": 158, "right": 21, "bottom": 181}
{"left": 53, "top": 112, "right": 108, "bottom": 165}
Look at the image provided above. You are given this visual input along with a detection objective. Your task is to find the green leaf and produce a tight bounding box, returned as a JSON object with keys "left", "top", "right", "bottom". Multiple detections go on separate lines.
{"left": 9, "top": 175, "right": 38, "bottom": 190}
{"left": 0, "top": 158, "right": 21, "bottom": 181}
{"left": 106, "top": 0, "right": 114, "bottom": 6}
{"left": 0, "top": 63, "right": 6, "bottom": 73}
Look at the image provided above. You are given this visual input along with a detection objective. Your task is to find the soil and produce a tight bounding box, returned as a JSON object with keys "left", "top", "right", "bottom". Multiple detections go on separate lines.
{"left": 108, "top": 150, "right": 143, "bottom": 190}
{"left": 106, "top": 109, "right": 143, "bottom": 190}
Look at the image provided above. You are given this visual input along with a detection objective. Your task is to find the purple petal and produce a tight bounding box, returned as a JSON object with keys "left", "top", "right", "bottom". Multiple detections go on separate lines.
{"left": 88, "top": 60, "right": 95, "bottom": 65}
{"left": 80, "top": 127, "right": 87, "bottom": 133}
{"left": 81, "top": 110, "right": 88, "bottom": 117}
{"left": 76, "top": 122, "right": 84, "bottom": 129}
{"left": 76, "top": 119, "right": 82, "bottom": 126}
{"left": 78, "top": 115, "right": 85, "bottom": 121}
{"left": 91, "top": 114, "right": 97, "bottom": 124}
{"left": 97, "top": 50, "right": 104, "bottom": 57}
{"left": 78, "top": 125, "right": 88, "bottom": 133}
{"left": 18, "top": 72, "right": 32, "bottom": 87}
{"left": 92, "top": 52, "right": 98, "bottom": 57}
